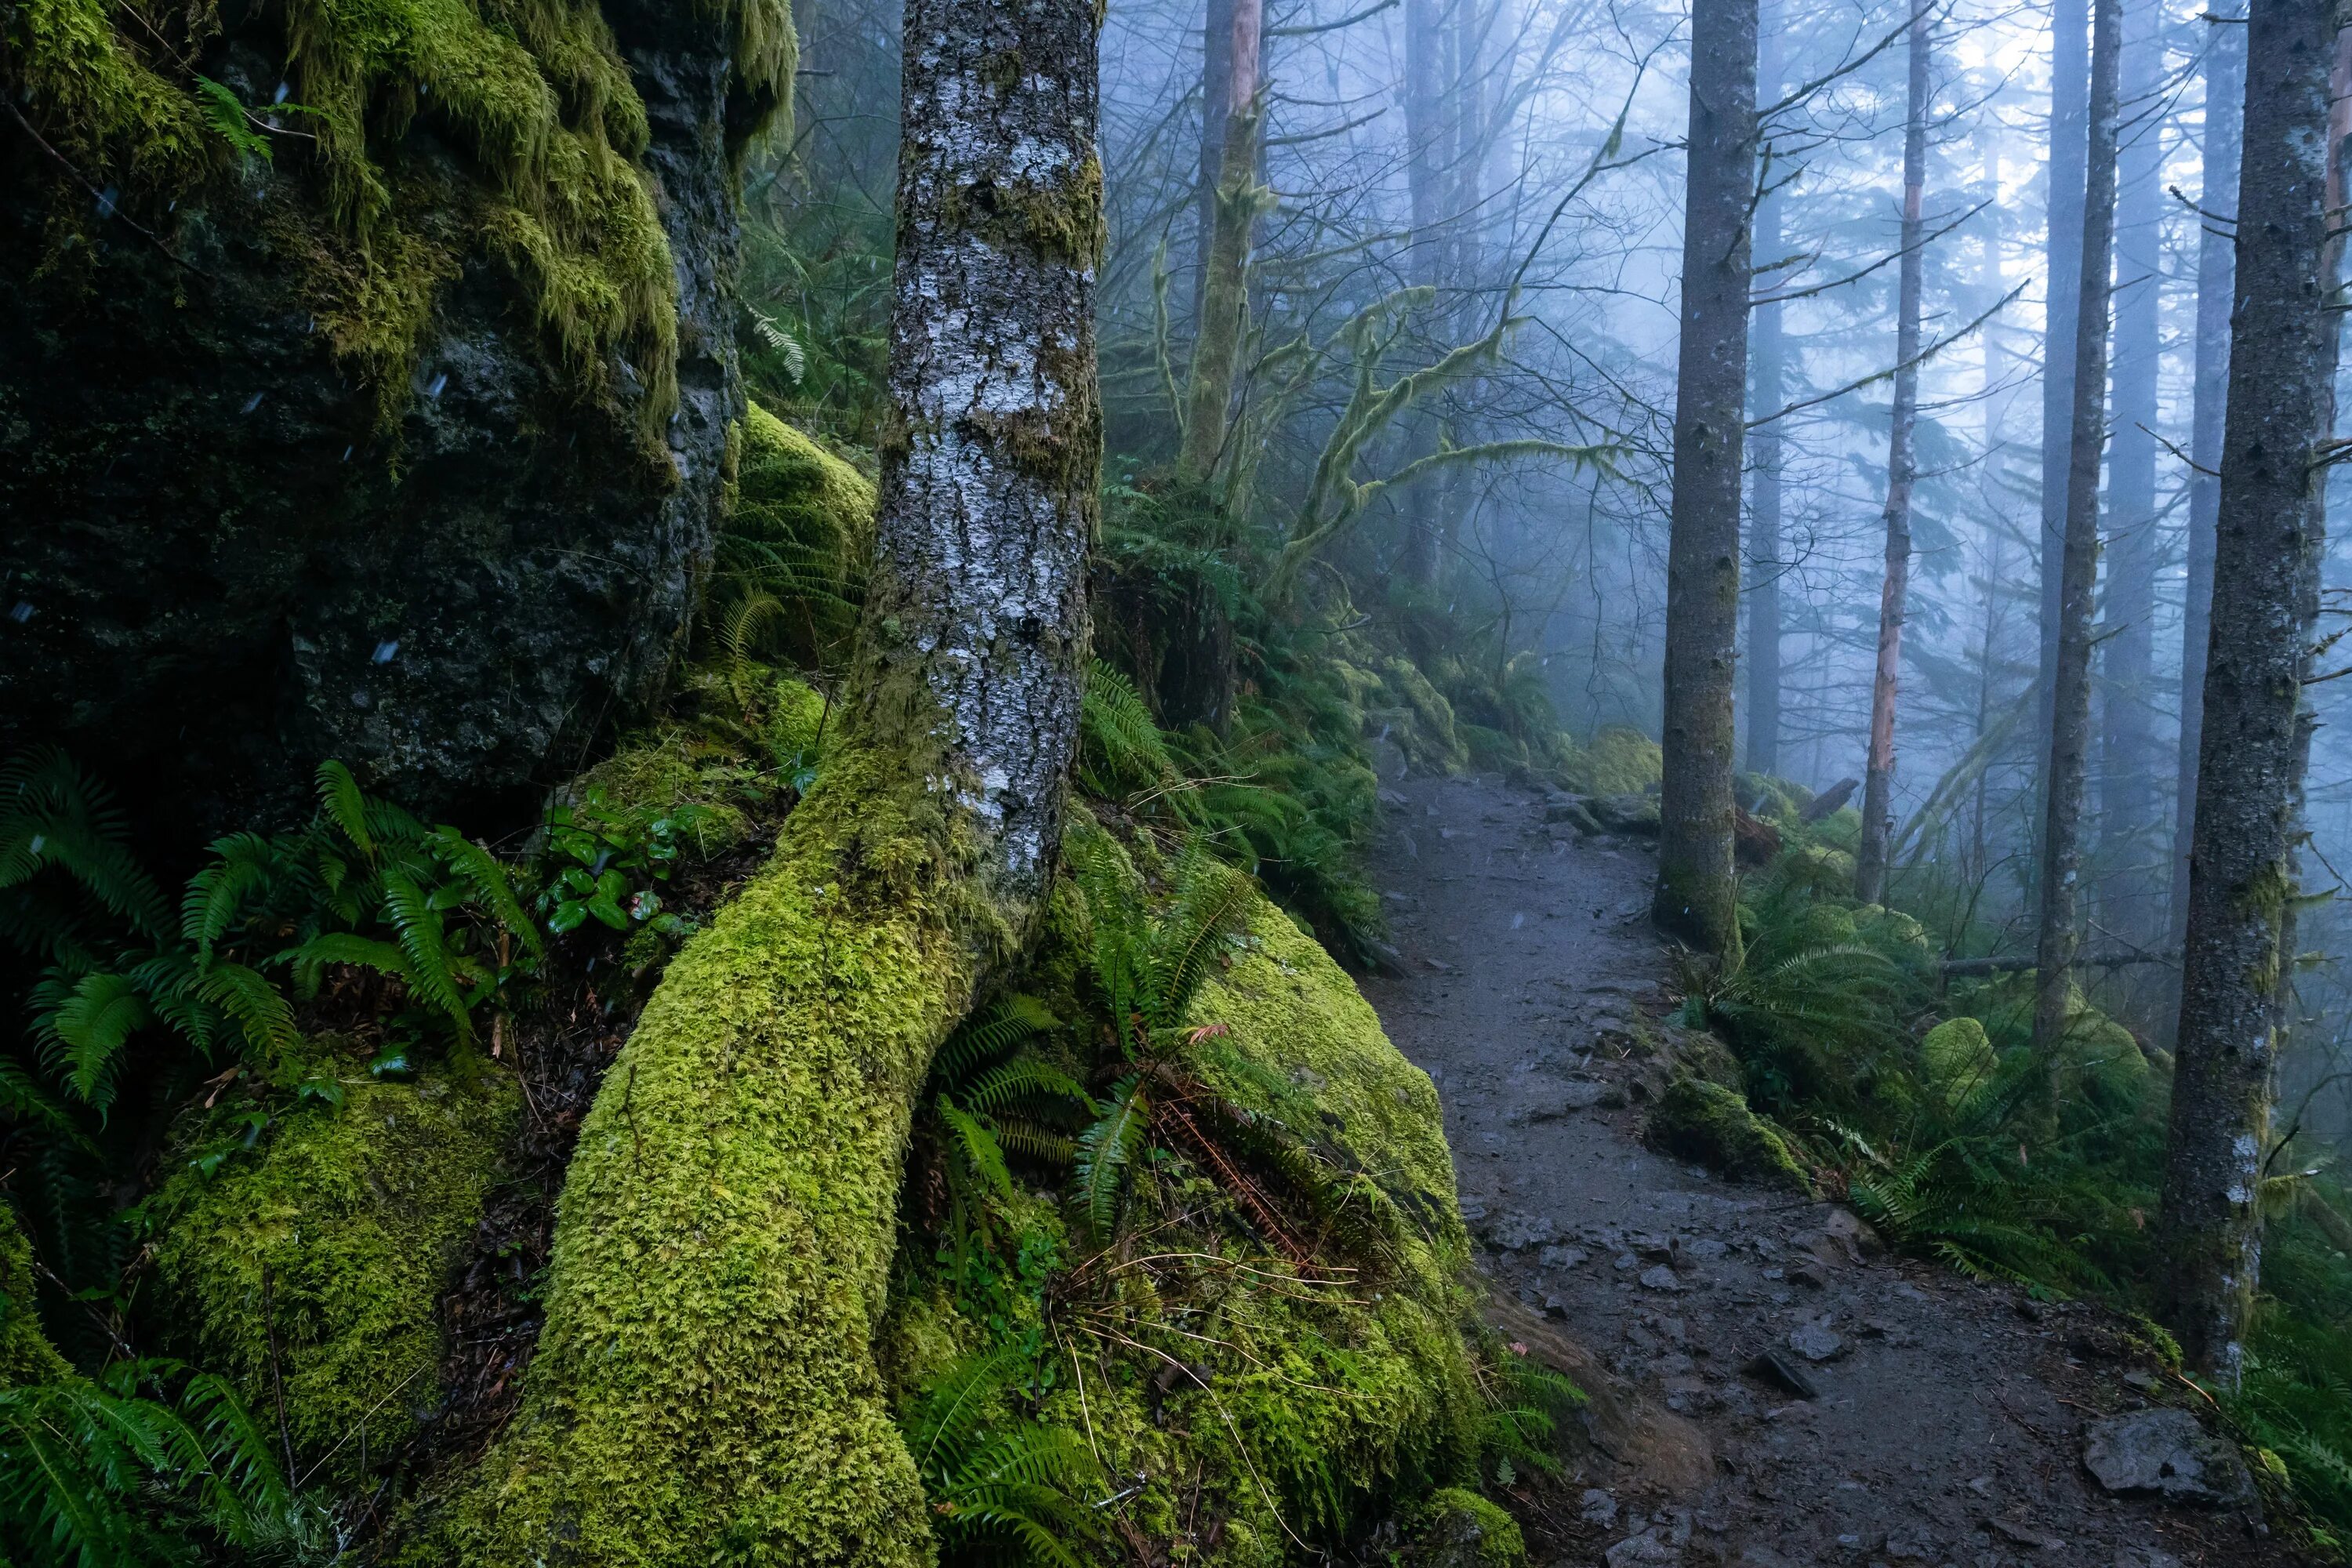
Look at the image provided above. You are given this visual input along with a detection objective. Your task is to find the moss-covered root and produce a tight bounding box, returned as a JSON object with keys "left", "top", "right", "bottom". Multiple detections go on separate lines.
{"left": 1402, "top": 1488, "right": 1527, "bottom": 1568}
{"left": 147, "top": 1066, "right": 517, "bottom": 1485}
{"left": 448, "top": 753, "right": 989, "bottom": 1568}
{"left": 1644, "top": 1077, "right": 1811, "bottom": 1193}
{"left": 0, "top": 1204, "right": 71, "bottom": 1387}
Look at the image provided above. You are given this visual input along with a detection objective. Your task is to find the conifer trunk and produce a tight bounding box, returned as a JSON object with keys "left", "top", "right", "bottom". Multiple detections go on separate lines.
{"left": 2031, "top": 0, "right": 2121, "bottom": 1058}
{"left": 1399, "top": 0, "right": 1450, "bottom": 586}
{"left": 2157, "top": 0, "right": 2339, "bottom": 1382}
{"left": 1853, "top": 0, "right": 1930, "bottom": 906}
{"left": 2168, "top": 9, "right": 2246, "bottom": 1029}
{"left": 2096, "top": 0, "right": 2165, "bottom": 945}
{"left": 1180, "top": 0, "right": 1265, "bottom": 478}
{"left": 2037, "top": 0, "right": 2091, "bottom": 772}
{"left": 456, "top": 0, "right": 1102, "bottom": 1556}
{"left": 1745, "top": 20, "right": 1784, "bottom": 781}
{"left": 1654, "top": 0, "right": 1756, "bottom": 960}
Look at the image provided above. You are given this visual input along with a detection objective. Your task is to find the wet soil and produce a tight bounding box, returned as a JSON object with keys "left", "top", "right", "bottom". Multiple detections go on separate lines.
{"left": 1358, "top": 772, "right": 2306, "bottom": 1568}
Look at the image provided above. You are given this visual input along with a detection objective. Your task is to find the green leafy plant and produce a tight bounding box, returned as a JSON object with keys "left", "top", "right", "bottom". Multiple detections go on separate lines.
{"left": 536, "top": 788, "right": 717, "bottom": 940}
{"left": 1477, "top": 1346, "right": 1583, "bottom": 1486}
{"left": 898, "top": 1346, "right": 1104, "bottom": 1568}
{"left": 0, "top": 1357, "right": 326, "bottom": 1567}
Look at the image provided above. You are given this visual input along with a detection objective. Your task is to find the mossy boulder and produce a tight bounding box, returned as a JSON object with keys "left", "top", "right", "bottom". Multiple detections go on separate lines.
{"left": 1920, "top": 1017, "right": 1998, "bottom": 1112}
{"left": 1570, "top": 724, "right": 1662, "bottom": 797}
{"left": 1645, "top": 1077, "right": 1811, "bottom": 1192}
{"left": 147, "top": 1065, "right": 519, "bottom": 1486}
{"left": 0, "top": 0, "right": 791, "bottom": 826}
{"left": 1400, "top": 1487, "right": 1527, "bottom": 1568}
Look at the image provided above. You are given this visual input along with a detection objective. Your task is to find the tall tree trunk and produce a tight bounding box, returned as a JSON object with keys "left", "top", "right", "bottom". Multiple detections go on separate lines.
{"left": 1969, "top": 142, "right": 2009, "bottom": 887}
{"left": 1193, "top": 0, "right": 1233, "bottom": 325}
{"left": 2168, "top": 8, "right": 2245, "bottom": 1022}
{"left": 1745, "top": 20, "right": 1784, "bottom": 780}
{"left": 2031, "top": 0, "right": 2122, "bottom": 1058}
{"left": 456, "top": 0, "right": 1102, "bottom": 1556}
{"left": 1654, "top": 0, "right": 1756, "bottom": 960}
{"left": 1398, "top": 0, "right": 1450, "bottom": 588}
{"left": 1854, "top": 0, "right": 1932, "bottom": 906}
{"left": 1179, "top": 0, "right": 1265, "bottom": 478}
{"left": 2096, "top": 0, "right": 2166, "bottom": 942}
{"left": 2157, "top": 0, "right": 2339, "bottom": 1382}
{"left": 2038, "top": 0, "right": 2092, "bottom": 772}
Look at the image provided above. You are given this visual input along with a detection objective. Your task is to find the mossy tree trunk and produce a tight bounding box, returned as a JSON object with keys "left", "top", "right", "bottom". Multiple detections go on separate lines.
{"left": 1178, "top": 0, "right": 1265, "bottom": 481}
{"left": 453, "top": 0, "right": 1101, "bottom": 1559}
{"left": 2029, "top": 0, "right": 2118, "bottom": 1061}
{"left": 2035, "top": 0, "right": 2089, "bottom": 776}
{"left": 2157, "top": 0, "right": 2338, "bottom": 1385}
{"left": 1653, "top": 0, "right": 1755, "bottom": 962}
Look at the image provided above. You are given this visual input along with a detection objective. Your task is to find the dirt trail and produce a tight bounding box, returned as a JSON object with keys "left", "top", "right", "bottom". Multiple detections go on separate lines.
{"left": 1358, "top": 772, "right": 2297, "bottom": 1568}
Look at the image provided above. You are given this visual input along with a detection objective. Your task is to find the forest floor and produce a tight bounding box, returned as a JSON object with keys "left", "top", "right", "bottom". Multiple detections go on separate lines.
{"left": 1357, "top": 771, "right": 2306, "bottom": 1568}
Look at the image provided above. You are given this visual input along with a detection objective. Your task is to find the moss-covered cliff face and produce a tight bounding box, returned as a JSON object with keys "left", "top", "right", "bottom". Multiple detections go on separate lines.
{"left": 0, "top": 0, "right": 788, "bottom": 824}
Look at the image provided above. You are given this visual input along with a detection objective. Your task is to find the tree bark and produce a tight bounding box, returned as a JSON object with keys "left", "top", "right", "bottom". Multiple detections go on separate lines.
{"left": 456, "top": 0, "right": 1102, "bottom": 1555}
{"left": 2031, "top": 0, "right": 2121, "bottom": 1059}
{"left": 2157, "top": 0, "right": 2339, "bottom": 1384}
{"left": 2167, "top": 8, "right": 2245, "bottom": 1025}
{"left": 1179, "top": 0, "right": 1265, "bottom": 479}
{"left": 1193, "top": 0, "right": 1234, "bottom": 325}
{"left": 2038, "top": 0, "right": 2092, "bottom": 776}
{"left": 1853, "top": 0, "right": 1931, "bottom": 906}
{"left": 1744, "top": 20, "right": 1784, "bottom": 780}
{"left": 1654, "top": 0, "right": 1755, "bottom": 960}
{"left": 2096, "top": 0, "right": 2166, "bottom": 944}
{"left": 1398, "top": 0, "right": 1450, "bottom": 586}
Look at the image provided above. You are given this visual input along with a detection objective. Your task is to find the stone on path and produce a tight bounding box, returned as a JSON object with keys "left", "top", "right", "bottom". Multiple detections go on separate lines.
{"left": 2081, "top": 1409, "right": 2256, "bottom": 1508}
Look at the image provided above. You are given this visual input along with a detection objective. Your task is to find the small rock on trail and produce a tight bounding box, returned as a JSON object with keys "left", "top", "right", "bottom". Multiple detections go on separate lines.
{"left": 1359, "top": 773, "right": 2295, "bottom": 1567}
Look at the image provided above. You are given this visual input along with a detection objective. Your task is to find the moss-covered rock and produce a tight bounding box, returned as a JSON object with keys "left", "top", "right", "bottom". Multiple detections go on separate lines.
{"left": 1401, "top": 1487, "right": 1526, "bottom": 1568}
{"left": 1, "top": 0, "right": 791, "bottom": 825}
{"left": 0, "top": 1204, "right": 71, "bottom": 1387}
{"left": 1569, "top": 725, "right": 1662, "bottom": 797}
{"left": 1644, "top": 1077, "right": 1810, "bottom": 1192}
{"left": 1920, "top": 1017, "right": 1998, "bottom": 1112}
{"left": 147, "top": 1065, "right": 518, "bottom": 1485}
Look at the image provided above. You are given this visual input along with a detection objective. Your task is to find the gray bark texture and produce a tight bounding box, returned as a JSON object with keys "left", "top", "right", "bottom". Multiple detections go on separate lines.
{"left": 2038, "top": 0, "right": 2092, "bottom": 768}
{"left": 2096, "top": 0, "right": 2166, "bottom": 944}
{"left": 1178, "top": 0, "right": 1265, "bottom": 479}
{"left": 2169, "top": 11, "right": 2246, "bottom": 1022}
{"left": 863, "top": 0, "right": 1103, "bottom": 919}
{"left": 2032, "top": 0, "right": 2122, "bottom": 1058}
{"left": 1745, "top": 22, "right": 1785, "bottom": 780}
{"left": 2158, "top": 0, "right": 2339, "bottom": 1383}
{"left": 1854, "top": 0, "right": 1931, "bottom": 907}
{"left": 1399, "top": 0, "right": 1452, "bottom": 587}
{"left": 1655, "top": 0, "right": 1756, "bottom": 960}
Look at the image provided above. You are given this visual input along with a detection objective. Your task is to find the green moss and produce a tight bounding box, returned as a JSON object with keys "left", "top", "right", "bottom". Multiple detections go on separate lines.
{"left": 146, "top": 1065, "right": 518, "bottom": 1485}
{"left": 1644, "top": 1077, "right": 1810, "bottom": 1192}
{"left": 1920, "top": 1017, "right": 1997, "bottom": 1112}
{"left": 1370, "top": 657, "right": 1469, "bottom": 775}
{"left": 1201, "top": 895, "right": 1465, "bottom": 1265}
{"left": 8, "top": 0, "right": 796, "bottom": 424}
{"left": 0, "top": 1204, "right": 72, "bottom": 1387}
{"left": 735, "top": 401, "right": 879, "bottom": 575}
{"left": 1403, "top": 1487, "right": 1526, "bottom": 1568}
{"left": 443, "top": 740, "right": 1000, "bottom": 1568}
{"left": 1570, "top": 725, "right": 1662, "bottom": 797}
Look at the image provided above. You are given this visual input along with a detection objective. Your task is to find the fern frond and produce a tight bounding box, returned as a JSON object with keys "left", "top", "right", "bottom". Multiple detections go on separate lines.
{"left": 904, "top": 1345, "right": 1023, "bottom": 1479}
{"left": 0, "top": 746, "right": 173, "bottom": 942}
{"left": 429, "top": 826, "right": 542, "bottom": 954}
{"left": 1073, "top": 1075, "right": 1149, "bottom": 1241}
{"left": 314, "top": 760, "right": 375, "bottom": 858}
{"left": 378, "top": 867, "right": 472, "bottom": 1035}
{"left": 935, "top": 994, "right": 1062, "bottom": 1087}
{"left": 963, "top": 1058, "right": 1094, "bottom": 1119}
{"left": 34, "top": 967, "right": 154, "bottom": 1112}
{"left": 939, "top": 1098, "right": 1017, "bottom": 1203}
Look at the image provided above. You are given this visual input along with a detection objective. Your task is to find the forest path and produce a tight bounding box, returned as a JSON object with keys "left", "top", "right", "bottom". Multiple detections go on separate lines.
{"left": 1356, "top": 771, "right": 2290, "bottom": 1568}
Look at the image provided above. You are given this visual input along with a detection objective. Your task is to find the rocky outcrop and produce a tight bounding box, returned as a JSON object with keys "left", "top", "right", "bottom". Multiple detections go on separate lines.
{"left": 0, "top": 0, "right": 784, "bottom": 828}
